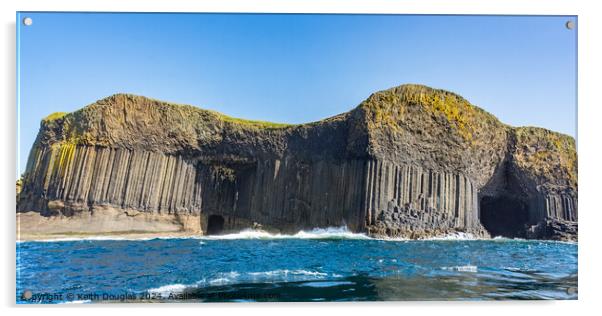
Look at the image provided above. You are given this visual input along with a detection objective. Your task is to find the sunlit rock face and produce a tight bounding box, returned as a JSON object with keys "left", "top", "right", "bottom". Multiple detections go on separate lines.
{"left": 17, "top": 85, "right": 577, "bottom": 240}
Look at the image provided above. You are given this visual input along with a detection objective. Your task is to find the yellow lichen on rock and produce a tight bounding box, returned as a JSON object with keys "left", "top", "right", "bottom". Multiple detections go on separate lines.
{"left": 513, "top": 127, "right": 577, "bottom": 187}
{"left": 362, "top": 90, "right": 405, "bottom": 131}
{"left": 362, "top": 84, "right": 494, "bottom": 144}
{"left": 400, "top": 86, "right": 477, "bottom": 142}
{"left": 52, "top": 142, "right": 76, "bottom": 178}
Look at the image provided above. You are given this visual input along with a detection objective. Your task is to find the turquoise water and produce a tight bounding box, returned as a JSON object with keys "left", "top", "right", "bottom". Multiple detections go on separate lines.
{"left": 16, "top": 229, "right": 577, "bottom": 303}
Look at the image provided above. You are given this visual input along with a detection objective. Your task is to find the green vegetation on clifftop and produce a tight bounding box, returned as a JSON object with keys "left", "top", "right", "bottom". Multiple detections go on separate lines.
{"left": 208, "top": 110, "right": 295, "bottom": 129}
{"left": 42, "top": 112, "right": 67, "bottom": 122}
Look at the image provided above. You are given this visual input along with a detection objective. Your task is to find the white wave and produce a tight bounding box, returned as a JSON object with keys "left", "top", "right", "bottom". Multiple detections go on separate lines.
{"left": 492, "top": 236, "right": 578, "bottom": 245}
{"left": 146, "top": 269, "right": 329, "bottom": 296}
{"left": 208, "top": 271, "right": 240, "bottom": 286}
{"left": 374, "top": 232, "right": 481, "bottom": 242}
{"left": 442, "top": 265, "right": 478, "bottom": 273}
{"left": 202, "top": 230, "right": 280, "bottom": 240}
{"left": 421, "top": 232, "right": 479, "bottom": 240}
{"left": 553, "top": 240, "right": 578, "bottom": 245}
{"left": 147, "top": 283, "right": 189, "bottom": 297}
{"left": 374, "top": 236, "right": 410, "bottom": 241}
{"left": 19, "top": 226, "right": 574, "bottom": 244}
{"left": 293, "top": 226, "right": 371, "bottom": 239}
{"left": 248, "top": 269, "right": 327, "bottom": 278}
{"left": 491, "top": 236, "right": 527, "bottom": 242}
{"left": 19, "top": 227, "right": 371, "bottom": 242}
{"left": 202, "top": 226, "right": 370, "bottom": 240}
{"left": 211, "top": 269, "right": 328, "bottom": 286}
{"left": 152, "top": 236, "right": 203, "bottom": 240}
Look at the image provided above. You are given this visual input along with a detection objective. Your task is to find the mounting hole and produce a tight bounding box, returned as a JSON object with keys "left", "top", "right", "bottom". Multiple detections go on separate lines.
{"left": 566, "top": 20, "right": 574, "bottom": 30}
{"left": 23, "top": 17, "right": 33, "bottom": 26}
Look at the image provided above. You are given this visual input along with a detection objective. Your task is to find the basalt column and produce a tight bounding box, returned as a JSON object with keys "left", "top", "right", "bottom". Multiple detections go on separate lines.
{"left": 19, "top": 144, "right": 202, "bottom": 217}
{"left": 363, "top": 161, "right": 484, "bottom": 238}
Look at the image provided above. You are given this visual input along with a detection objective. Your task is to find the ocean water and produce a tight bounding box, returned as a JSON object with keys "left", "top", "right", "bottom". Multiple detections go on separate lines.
{"left": 16, "top": 227, "right": 577, "bottom": 303}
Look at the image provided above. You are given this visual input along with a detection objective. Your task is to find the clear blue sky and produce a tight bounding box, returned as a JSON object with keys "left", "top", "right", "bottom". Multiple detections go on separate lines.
{"left": 17, "top": 13, "right": 577, "bottom": 176}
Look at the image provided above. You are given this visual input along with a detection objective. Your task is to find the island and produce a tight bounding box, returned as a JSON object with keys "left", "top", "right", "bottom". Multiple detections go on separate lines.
{"left": 16, "top": 84, "right": 577, "bottom": 241}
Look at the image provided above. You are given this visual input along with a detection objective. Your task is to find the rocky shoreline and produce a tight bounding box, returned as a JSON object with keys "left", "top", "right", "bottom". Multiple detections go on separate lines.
{"left": 16, "top": 210, "right": 201, "bottom": 242}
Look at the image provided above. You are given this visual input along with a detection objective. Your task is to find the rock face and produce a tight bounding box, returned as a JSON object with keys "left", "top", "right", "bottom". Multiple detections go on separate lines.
{"left": 17, "top": 84, "right": 578, "bottom": 240}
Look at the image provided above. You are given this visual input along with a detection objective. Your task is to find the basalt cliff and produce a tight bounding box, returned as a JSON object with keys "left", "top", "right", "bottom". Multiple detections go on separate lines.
{"left": 17, "top": 84, "right": 578, "bottom": 241}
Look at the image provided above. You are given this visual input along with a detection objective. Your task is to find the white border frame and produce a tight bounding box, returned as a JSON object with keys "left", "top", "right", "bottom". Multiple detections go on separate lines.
{"left": 3, "top": 1, "right": 600, "bottom": 315}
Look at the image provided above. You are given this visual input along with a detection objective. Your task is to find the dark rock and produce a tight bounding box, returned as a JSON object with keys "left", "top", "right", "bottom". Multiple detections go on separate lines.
{"left": 17, "top": 84, "right": 577, "bottom": 240}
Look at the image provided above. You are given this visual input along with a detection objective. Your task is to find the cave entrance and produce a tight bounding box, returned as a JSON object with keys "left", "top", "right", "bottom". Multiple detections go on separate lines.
{"left": 480, "top": 196, "right": 529, "bottom": 238}
{"left": 206, "top": 215, "right": 225, "bottom": 235}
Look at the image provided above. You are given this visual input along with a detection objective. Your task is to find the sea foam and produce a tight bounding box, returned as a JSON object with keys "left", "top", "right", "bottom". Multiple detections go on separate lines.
{"left": 147, "top": 269, "right": 330, "bottom": 297}
{"left": 421, "top": 232, "right": 479, "bottom": 240}
{"left": 442, "top": 265, "right": 478, "bottom": 273}
{"left": 147, "top": 283, "right": 189, "bottom": 297}
{"left": 201, "top": 226, "right": 371, "bottom": 240}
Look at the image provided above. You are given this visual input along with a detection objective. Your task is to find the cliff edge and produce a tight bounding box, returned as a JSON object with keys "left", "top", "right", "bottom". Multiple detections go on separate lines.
{"left": 17, "top": 84, "right": 578, "bottom": 241}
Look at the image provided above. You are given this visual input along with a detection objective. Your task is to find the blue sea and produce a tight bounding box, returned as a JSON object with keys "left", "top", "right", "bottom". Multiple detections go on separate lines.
{"left": 16, "top": 228, "right": 578, "bottom": 303}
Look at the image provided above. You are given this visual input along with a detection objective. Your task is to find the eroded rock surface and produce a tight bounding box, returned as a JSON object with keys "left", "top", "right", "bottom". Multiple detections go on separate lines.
{"left": 17, "top": 84, "right": 578, "bottom": 240}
